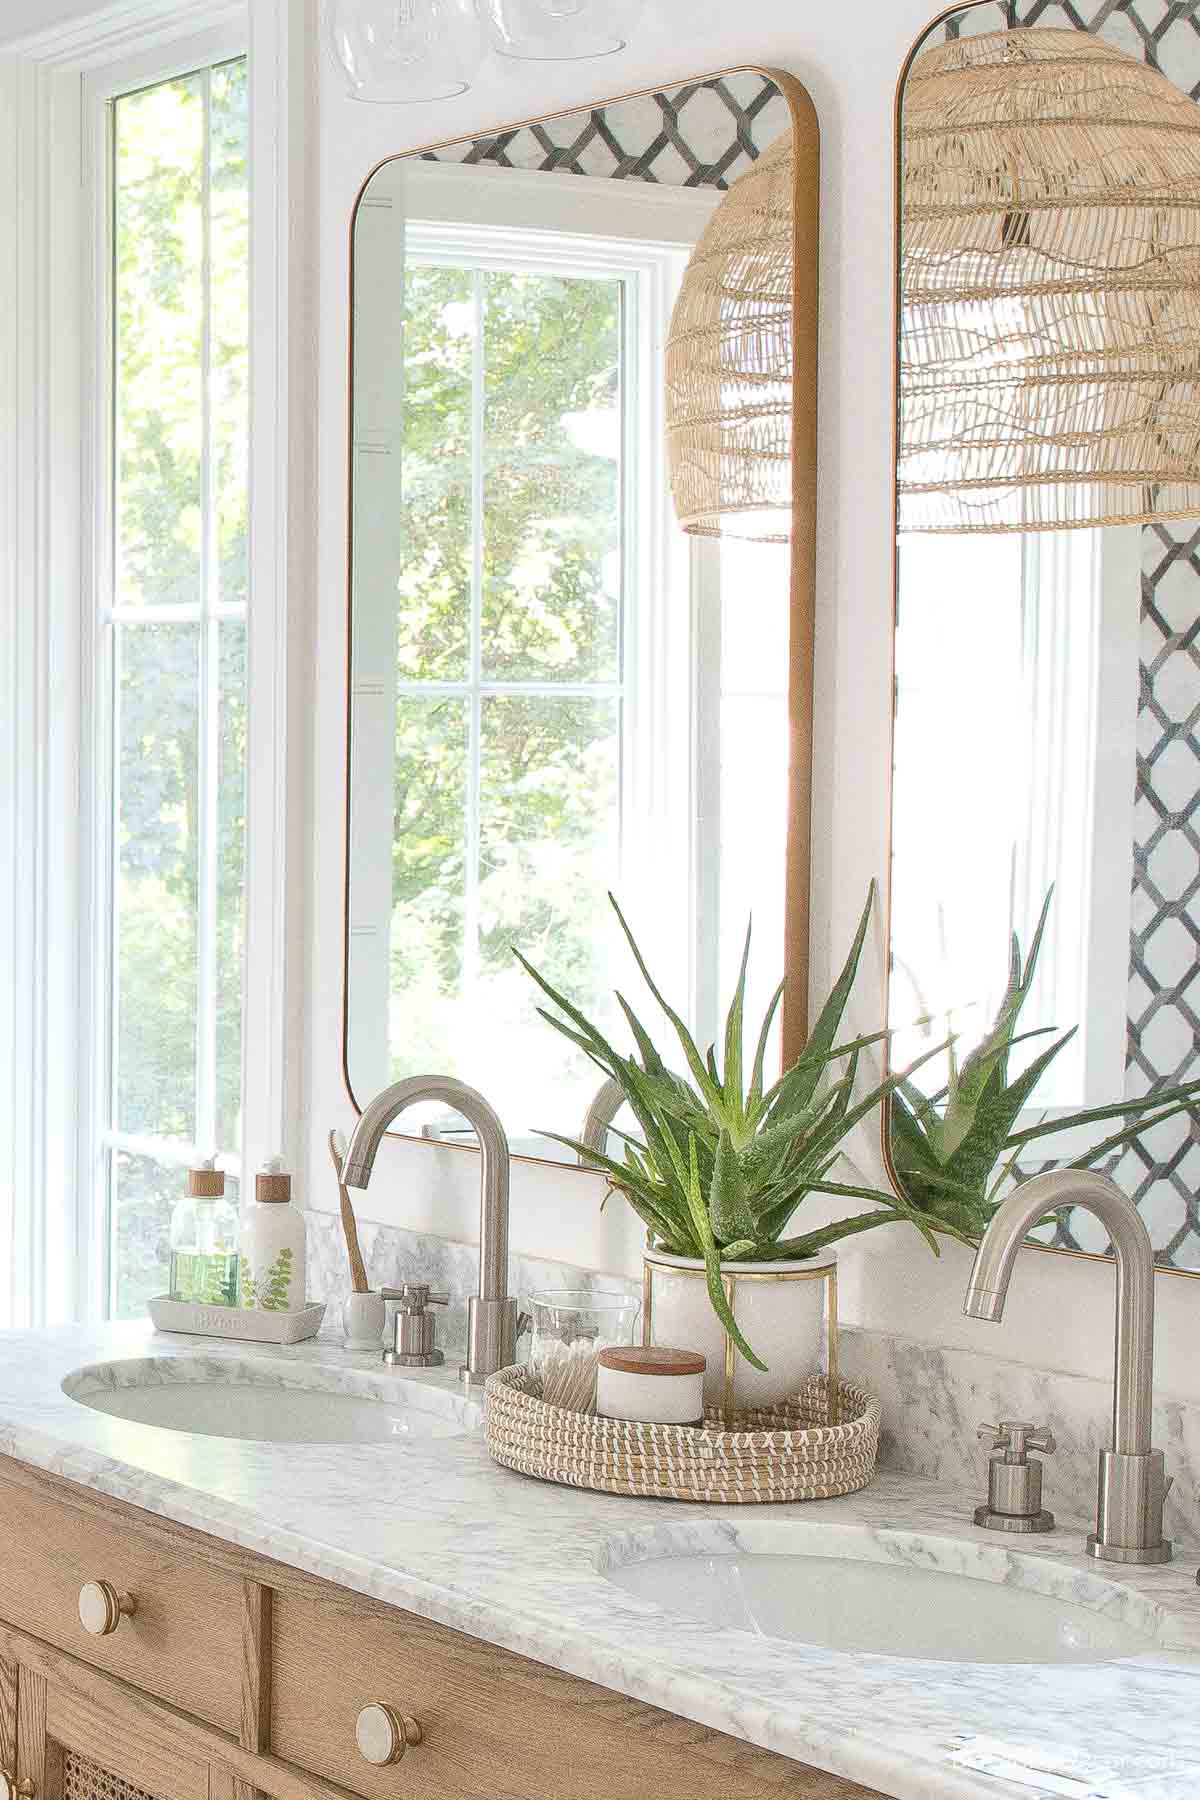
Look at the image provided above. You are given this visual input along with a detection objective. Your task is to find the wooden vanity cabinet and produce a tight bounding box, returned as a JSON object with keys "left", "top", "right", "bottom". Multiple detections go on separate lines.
{"left": 0, "top": 1457, "right": 885, "bottom": 1800}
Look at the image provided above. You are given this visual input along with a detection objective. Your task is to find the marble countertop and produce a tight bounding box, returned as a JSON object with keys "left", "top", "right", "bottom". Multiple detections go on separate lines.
{"left": 1, "top": 1322, "right": 1199, "bottom": 1800}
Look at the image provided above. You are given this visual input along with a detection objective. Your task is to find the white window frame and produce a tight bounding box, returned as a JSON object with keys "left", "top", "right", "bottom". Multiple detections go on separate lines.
{"left": 84, "top": 27, "right": 249, "bottom": 1315}
{"left": 0, "top": 0, "right": 309, "bottom": 1325}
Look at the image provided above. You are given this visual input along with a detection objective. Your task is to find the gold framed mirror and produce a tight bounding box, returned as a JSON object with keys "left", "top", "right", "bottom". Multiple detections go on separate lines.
{"left": 342, "top": 67, "right": 820, "bottom": 1165}
{"left": 885, "top": 1, "right": 1200, "bottom": 1275}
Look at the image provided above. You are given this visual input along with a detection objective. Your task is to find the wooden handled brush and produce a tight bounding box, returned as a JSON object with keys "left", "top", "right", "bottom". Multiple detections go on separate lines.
{"left": 328, "top": 1129, "right": 370, "bottom": 1295}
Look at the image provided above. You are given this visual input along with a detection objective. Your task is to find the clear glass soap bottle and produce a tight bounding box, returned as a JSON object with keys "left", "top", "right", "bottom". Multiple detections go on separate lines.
{"left": 169, "top": 1162, "right": 240, "bottom": 1307}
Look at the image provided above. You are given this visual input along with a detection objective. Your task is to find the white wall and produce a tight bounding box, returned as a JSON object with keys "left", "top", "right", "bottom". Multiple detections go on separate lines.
{"left": 308, "top": 0, "right": 1200, "bottom": 1406}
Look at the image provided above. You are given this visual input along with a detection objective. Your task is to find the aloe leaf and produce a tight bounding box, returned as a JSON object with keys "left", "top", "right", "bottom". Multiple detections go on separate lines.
{"left": 614, "top": 992, "right": 670, "bottom": 1080}
{"left": 804, "top": 1036, "right": 952, "bottom": 1166}
{"left": 723, "top": 919, "right": 753, "bottom": 1122}
{"left": 684, "top": 1136, "right": 767, "bottom": 1372}
{"left": 1005, "top": 1078, "right": 1200, "bottom": 1147}
{"left": 803, "top": 883, "right": 876, "bottom": 1059}
{"left": 607, "top": 894, "right": 729, "bottom": 1117}
{"left": 747, "top": 977, "right": 786, "bottom": 1118}
{"left": 768, "top": 1211, "right": 913, "bottom": 1258}
{"left": 766, "top": 885, "right": 877, "bottom": 1123}
{"left": 514, "top": 950, "right": 625, "bottom": 1065}
{"left": 721, "top": 1238, "right": 757, "bottom": 1261}
{"left": 1065, "top": 1100, "right": 1200, "bottom": 1169}
{"left": 709, "top": 1128, "right": 755, "bottom": 1242}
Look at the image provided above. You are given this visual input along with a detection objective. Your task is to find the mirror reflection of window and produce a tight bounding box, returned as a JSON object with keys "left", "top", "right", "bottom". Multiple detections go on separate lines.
{"left": 347, "top": 164, "right": 791, "bottom": 1158}
{"left": 891, "top": 521, "right": 1139, "bottom": 1124}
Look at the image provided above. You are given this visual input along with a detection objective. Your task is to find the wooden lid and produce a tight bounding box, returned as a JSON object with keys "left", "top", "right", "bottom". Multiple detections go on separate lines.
{"left": 187, "top": 1168, "right": 225, "bottom": 1198}
{"left": 598, "top": 1346, "right": 706, "bottom": 1377}
{"left": 256, "top": 1171, "right": 292, "bottom": 1204}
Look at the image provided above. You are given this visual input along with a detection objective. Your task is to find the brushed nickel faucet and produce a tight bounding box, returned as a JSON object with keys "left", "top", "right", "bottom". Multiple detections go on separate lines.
{"left": 580, "top": 1076, "right": 625, "bottom": 1158}
{"left": 963, "top": 1168, "right": 1172, "bottom": 1566}
{"left": 343, "top": 1076, "right": 517, "bottom": 1387}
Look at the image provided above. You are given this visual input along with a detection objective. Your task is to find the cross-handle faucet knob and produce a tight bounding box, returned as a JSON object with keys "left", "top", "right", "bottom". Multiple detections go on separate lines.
{"left": 977, "top": 1421, "right": 1056, "bottom": 1461}
{"left": 400, "top": 1284, "right": 449, "bottom": 1311}
{"left": 381, "top": 1284, "right": 449, "bottom": 1368}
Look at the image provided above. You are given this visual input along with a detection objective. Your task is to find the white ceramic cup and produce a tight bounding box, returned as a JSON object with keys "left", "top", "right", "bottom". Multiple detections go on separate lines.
{"left": 342, "top": 1291, "right": 386, "bottom": 1351}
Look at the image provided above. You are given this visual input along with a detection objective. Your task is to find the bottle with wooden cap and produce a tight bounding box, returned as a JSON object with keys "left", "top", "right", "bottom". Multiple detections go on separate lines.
{"left": 238, "top": 1157, "right": 307, "bottom": 1314}
{"left": 169, "top": 1159, "right": 239, "bottom": 1307}
{"left": 596, "top": 1346, "right": 707, "bottom": 1426}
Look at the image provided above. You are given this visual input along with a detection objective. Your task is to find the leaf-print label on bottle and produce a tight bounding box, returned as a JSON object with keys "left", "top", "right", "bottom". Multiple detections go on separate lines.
{"left": 239, "top": 1247, "right": 297, "bottom": 1312}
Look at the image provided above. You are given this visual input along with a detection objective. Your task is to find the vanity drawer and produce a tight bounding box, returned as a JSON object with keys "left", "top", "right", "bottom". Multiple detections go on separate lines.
{"left": 270, "top": 1588, "right": 884, "bottom": 1800}
{"left": 0, "top": 1471, "right": 243, "bottom": 1733}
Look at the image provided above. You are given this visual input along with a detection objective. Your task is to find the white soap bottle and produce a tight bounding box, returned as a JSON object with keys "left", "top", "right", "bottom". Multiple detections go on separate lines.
{"left": 239, "top": 1157, "right": 307, "bottom": 1314}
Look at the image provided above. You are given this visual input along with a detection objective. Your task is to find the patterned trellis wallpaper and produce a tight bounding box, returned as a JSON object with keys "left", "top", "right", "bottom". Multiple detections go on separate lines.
{"left": 421, "top": 73, "right": 790, "bottom": 187}
{"left": 932, "top": 2, "right": 1200, "bottom": 1266}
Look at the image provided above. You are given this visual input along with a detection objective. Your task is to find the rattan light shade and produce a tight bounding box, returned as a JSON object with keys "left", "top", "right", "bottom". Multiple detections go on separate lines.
{"left": 900, "top": 28, "right": 1200, "bottom": 534}
{"left": 665, "top": 129, "right": 795, "bottom": 541}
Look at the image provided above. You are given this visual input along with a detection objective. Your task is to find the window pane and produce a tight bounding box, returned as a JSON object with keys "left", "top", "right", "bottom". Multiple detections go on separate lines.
{"left": 389, "top": 696, "right": 469, "bottom": 1077}
{"left": 116, "top": 621, "right": 200, "bottom": 1139}
{"left": 114, "top": 1151, "right": 240, "bottom": 1320}
{"left": 398, "top": 264, "right": 474, "bottom": 681}
{"left": 211, "top": 60, "right": 249, "bottom": 610}
{"left": 114, "top": 76, "right": 205, "bottom": 609}
{"left": 477, "top": 695, "right": 621, "bottom": 1126}
{"left": 217, "top": 619, "right": 247, "bottom": 1147}
{"left": 482, "top": 271, "right": 622, "bottom": 684}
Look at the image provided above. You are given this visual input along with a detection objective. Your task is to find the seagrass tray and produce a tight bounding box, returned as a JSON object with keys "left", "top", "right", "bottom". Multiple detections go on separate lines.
{"left": 484, "top": 1365, "right": 880, "bottom": 1504}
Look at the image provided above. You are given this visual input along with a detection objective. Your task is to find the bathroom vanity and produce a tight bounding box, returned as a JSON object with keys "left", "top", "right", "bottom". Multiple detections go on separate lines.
{"left": 1, "top": 1327, "right": 1200, "bottom": 1800}
{"left": 0, "top": 1452, "right": 877, "bottom": 1800}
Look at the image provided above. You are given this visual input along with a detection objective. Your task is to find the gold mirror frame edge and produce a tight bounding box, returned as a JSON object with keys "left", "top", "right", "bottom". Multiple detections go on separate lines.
{"left": 340, "top": 64, "right": 822, "bottom": 1166}
{"left": 881, "top": 1, "right": 1200, "bottom": 1281}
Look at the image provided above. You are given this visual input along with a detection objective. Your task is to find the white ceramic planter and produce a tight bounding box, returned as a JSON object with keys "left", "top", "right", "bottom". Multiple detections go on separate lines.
{"left": 642, "top": 1247, "right": 837, "bottom": 1412}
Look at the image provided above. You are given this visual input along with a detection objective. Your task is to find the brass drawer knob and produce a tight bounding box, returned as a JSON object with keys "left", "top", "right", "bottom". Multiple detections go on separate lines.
{"left": 78, "top": 1579, "right": 136, "bottom": 1637}
{"left": 1, "top": 1770, "right": 35, "bottom": 1798}
{"left": 356, "top": 1703, "right": 423, "bottom": 1766}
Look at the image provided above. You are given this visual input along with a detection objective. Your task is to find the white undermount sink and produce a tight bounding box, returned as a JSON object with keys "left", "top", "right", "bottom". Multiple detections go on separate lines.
{"left": 603, "top": 1522, "right": 1167, "bottom": 1666}
{"left": 62, "top": 1355, "right": 473, "bottom": 1445}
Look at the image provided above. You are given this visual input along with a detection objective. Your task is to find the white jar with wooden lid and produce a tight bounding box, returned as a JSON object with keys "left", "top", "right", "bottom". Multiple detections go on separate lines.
{"left": 596, "top": 1346, "right": 706, "bottom": 1426}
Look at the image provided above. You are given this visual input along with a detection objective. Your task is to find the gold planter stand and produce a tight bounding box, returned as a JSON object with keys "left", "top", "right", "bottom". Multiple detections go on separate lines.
{"left": 641, "top": 1257, "right": 839, "bottom": 1423}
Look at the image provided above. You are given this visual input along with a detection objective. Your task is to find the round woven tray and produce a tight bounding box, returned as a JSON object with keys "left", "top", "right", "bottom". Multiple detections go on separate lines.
{"left": 484, "top": 1366, "right": 881, "bottom": 1504}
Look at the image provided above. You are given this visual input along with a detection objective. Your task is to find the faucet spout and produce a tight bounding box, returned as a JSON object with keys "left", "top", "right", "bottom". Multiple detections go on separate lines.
{"left": 343, "top": 1075, "right": 515, "bottom": 1383}
{"left": 963, "top": 1169, "right": 1170, "bottom": 1564}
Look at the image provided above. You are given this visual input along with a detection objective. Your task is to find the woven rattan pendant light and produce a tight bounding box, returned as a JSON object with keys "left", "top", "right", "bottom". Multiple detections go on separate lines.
{"left": 665, "top": 128, "right": 795, "bottom": 541}
{"left": 900, "top": 27, "right": 1200, "bottom": 534}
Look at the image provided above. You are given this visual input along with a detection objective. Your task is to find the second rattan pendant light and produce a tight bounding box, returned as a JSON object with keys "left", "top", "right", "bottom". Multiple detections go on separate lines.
{"left": 665, "top": 129, "right": 796, "bottom": 541}
{"left": 900, "top": 27, "right": 1200, "bottom": 534}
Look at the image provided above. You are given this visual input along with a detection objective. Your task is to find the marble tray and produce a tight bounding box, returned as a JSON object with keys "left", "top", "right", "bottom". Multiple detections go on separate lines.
{"left": 147, "top": 1295, "right": 327, "bottom": 1345}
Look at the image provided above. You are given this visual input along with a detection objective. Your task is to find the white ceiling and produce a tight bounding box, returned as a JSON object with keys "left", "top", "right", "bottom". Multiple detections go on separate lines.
{"left": 0, "top": 0, "right": 115, "bottom": 48}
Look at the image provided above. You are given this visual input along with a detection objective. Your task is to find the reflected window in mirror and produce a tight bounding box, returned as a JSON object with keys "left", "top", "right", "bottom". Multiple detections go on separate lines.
{"left": 345, "top": 75, "right": 812, "bottom": 1162}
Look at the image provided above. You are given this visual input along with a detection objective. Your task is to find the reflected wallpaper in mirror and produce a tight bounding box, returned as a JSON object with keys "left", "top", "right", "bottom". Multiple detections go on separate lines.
{"left": 889, "top": 2, "right": 1200, "bottom": 1270}
{"left": 346, "top": 75, "right": 799, "bottom": 1160}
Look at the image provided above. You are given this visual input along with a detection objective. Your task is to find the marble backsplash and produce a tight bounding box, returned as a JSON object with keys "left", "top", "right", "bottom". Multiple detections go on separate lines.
{"left": 306, "top": 1215, "right": 1200, "bottom": 1548}
{"left": 305, "top": 1208, "right": 640, "bottom": 1359}
{"left": 839, "top": 1326, "right": 1200, "bottom": 1550}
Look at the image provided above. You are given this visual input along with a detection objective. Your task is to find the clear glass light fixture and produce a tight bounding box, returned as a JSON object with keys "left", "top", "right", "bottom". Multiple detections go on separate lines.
{"left": 327, "top": 0, "right": 486, "bottom": 102}
{"left": 478, "top": 0, "right": 645, "bottom": 61}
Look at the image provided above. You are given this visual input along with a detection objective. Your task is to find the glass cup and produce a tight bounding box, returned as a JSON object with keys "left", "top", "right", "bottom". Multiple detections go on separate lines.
{"left": 529, "top": 1290, "right": 641, "bottom": 1414}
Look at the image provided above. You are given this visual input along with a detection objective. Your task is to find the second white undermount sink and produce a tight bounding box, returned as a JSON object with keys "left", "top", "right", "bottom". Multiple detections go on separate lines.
{"left": 63, "top": 1355, "right": 472, "bottom": 1445}
{"left": 603, "top": 1523, "right": 1167, "bottom": 1666}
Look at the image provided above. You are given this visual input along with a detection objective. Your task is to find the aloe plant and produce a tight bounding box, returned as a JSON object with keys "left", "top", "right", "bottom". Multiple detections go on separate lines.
{"left": 889, "top": 888, "right": 1200, "bottom": 1237}
{"left": 515, "top": 885, "right": 952, "bottom": 1372}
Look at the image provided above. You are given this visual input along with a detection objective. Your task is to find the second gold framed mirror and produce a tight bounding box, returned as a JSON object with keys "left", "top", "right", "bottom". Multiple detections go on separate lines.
{"left": 886, "top": 1, "right": 1200, "bottom": 1274}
